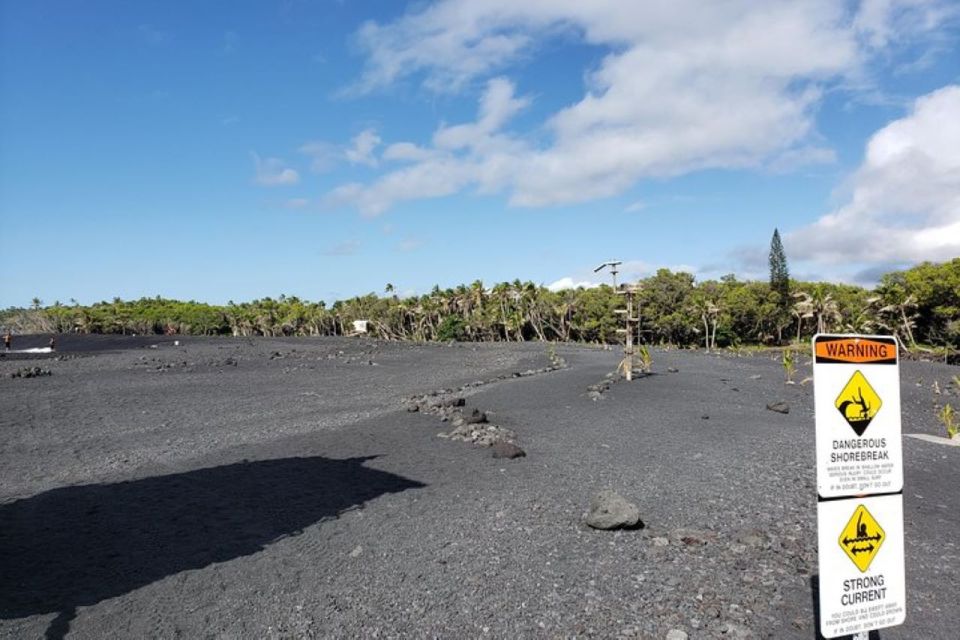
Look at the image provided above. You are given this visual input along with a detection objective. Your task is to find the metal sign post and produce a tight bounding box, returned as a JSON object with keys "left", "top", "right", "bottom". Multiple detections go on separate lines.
{"left": 596, "top": 261, "right": 637, "bottom": 381}
{"left": 813, "top": 334, "right": 906, "bottom": 638}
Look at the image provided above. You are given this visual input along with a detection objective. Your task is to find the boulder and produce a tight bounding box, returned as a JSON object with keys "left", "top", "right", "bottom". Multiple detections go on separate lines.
{"left": 491, "top": 441, "right": 526, "bottom": 459}
{"left": 584, "top": 489, "right": 643, "bottom": 530}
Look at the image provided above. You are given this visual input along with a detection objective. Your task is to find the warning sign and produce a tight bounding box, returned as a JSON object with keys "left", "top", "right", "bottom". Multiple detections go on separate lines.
{"left": 814, "top": 335, "right": 905, "bottom": 638}
{"left": 834, "top": 370, "right": 882, "bottom": 436}
{"left": 817, "top": 494, "right": 905, "bottom": 638}
{"left": 838, "top": 504, "right": 885, "bottom": 572}
{"left": 814, "top": 336, "right": 897, "bottom": 364}
{"left": 813, "top": 335, "right": 902, "bottom": 498}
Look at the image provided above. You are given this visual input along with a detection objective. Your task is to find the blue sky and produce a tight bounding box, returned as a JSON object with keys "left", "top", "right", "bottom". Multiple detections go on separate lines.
{"left": 1, "top": 0, "right": 958, "bottom": 307}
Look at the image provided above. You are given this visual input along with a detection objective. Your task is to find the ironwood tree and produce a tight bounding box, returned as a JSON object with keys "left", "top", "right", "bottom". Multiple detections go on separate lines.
{"left": 769, "top": 228, "right": 791, "bottom": 341}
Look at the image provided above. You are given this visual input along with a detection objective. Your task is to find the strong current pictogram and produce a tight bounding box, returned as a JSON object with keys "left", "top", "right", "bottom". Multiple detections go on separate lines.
{"left": 839, "top": 505, "right": 885, "bottom": 572}
{"left": 834, "top": 370, "right": 882, "bottom": 436}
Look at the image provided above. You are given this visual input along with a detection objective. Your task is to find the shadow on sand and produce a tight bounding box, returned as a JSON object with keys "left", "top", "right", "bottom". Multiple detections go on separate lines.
{"left": 0, "top": 455, "right": 424, "bottom": 639}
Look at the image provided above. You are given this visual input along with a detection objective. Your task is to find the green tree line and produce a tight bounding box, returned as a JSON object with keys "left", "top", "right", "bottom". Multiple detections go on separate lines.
{"left": 3, "top": 259, "right": 958, "bottom": 351}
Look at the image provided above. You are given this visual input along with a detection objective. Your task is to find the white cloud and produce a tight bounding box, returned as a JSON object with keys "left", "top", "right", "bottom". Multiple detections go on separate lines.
{"left": 624, "top": 200, "right": 645, "bottom": 213}
{"left": 330, "top": 0, "right": 956, "bottom": 215}
{"left": 251, "top": 152, "right": 300, "bottom": 187}
{"left": 299, "top": 130, "right": 383, "bottom": 173}
{"left": 345, "top": 129, "right": 382, "bottom": 167}
{"left": 548, "top": 260, "right": 699, "bottom": 291}
{"left": 788, "top": 84, "right": 960, "bottom": 266}
{"left": 853, "top": 0, "right": 959, "bottom": 49}
{"left": 299, "top": 141, "right": 340, "bottom": 173}
{"left": 546, "top": 277, "right": 598, "bottom": 291}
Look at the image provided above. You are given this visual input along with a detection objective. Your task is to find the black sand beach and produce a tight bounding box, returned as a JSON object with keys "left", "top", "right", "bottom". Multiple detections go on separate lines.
{"left": 1, "top": 336, "right": 957, "bottom": 639}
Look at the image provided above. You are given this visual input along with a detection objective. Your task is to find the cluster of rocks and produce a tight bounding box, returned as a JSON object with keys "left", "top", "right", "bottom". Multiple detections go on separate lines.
{"left": 134, "top": 356, "right": 190, "bottom": 372}
{"left": 442, "top": 412, "right": 519, "bottom": 449}
{"left": 399, "top": 349, "right": 568, "bottom": 458}
{"left": 586, "top": 373, "right": 618, "bottom": 401}
{"left": 585, "top": 364, "right": 674, "bottom": 401}
{"left": 318, "top": 347, "right": 380, "bottom": 366}
{"left": 405, "top": 392, "right": 525, "bottom": 458}
{"left": 8, "top": 366, "right": 53, "bottom": 379}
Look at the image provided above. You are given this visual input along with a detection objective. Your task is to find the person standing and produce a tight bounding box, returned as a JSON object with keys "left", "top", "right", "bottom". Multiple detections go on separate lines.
{"left": 3, "top": 331, "right": 11, "bottom": 351}
{"left": 49, "top": 336, "right": 56, "bottom": 352}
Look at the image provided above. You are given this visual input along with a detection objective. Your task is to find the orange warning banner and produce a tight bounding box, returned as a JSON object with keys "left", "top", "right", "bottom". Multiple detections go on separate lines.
{"left": 814, "top": 336, "right": 898, "bottom": 364}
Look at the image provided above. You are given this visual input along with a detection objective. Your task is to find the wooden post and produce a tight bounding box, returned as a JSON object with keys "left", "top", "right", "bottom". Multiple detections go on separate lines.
{"left": 617, "top": 284, "right": 641, "bottom": 380}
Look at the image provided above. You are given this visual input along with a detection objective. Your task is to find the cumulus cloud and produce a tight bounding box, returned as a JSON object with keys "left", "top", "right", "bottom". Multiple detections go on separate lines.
{"left": 329, "top": 0, "right": 955, "bottom": 215}
{"left": 788, "top": 85, "right": 960, "bottom": 266}
{"left": 546, "top": 277, "right": 598, "bottom": 292}
{"left": 345, "top": 129, "right": 382, "bottom": 167}
{"left": 299, "top": 130, "right": 383, "bottom": 173}
{"left": 251, "top": 152, "right": 300, "bottom": 187}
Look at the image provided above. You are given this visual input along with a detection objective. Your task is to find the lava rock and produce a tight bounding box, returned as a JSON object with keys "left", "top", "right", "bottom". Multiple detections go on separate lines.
{"left": 463, "top": 409, "right": 488, "bottom": 424}
{"left": 766, "top": 401, "right": 790, "bottom": 414}
{"left": 584, "top": 489, "right": 643, "bottom": 530}
{"left": 10, "top": 367, "right": 52, "bottom": 379}
{"left": 491, "top": 441, "right": 526, "bottom": 459}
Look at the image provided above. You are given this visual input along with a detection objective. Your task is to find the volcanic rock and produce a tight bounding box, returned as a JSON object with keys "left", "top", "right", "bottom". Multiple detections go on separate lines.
{"left": 491, "top": 441, "right": 525, "bottom": 459}
{"left": 766, "top": 401, "right": 790, "bottom": 414}
{"left": 584, "top": 489, "right": 643, "bottom": 530}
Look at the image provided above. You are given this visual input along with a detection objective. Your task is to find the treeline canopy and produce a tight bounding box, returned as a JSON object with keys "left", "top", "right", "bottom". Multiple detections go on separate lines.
{"left": 4, "top": 259, "right": 958, "bottom": 350}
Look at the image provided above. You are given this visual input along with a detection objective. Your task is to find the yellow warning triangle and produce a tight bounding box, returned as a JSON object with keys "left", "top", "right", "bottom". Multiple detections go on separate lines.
{"left": 838, "top": 505, "right": 885, "bottom": 572}
{"left": 834, "top": 370, "right": 882, "bottom": 436}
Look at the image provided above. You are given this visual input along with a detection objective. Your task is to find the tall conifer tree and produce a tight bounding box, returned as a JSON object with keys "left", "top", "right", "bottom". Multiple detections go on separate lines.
{"left": 769, "top": 228, "right": 790, "bottom": 308}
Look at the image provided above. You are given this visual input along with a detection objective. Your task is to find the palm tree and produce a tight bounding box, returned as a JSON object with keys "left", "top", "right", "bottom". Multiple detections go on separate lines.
{"left": 792, "top": 292, "right": 813, "bottom": 341}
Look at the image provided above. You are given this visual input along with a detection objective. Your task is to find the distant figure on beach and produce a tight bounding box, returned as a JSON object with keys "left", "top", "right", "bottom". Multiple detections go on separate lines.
{"left": 3, "top": 331, "right": 11, "bottom": 351}
{"left": 49, "top": 336, "right": 56, "bottom": 352}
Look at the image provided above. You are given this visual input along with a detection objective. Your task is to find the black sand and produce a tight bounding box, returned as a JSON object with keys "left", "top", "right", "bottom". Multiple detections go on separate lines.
{"left": 1, "top": 337, "right": 956, "bottom": 639}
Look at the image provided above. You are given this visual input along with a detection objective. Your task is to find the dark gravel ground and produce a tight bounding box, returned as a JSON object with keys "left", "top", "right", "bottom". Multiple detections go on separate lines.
{"left": 0, "top": 337, "right": 956, "bottom": 639}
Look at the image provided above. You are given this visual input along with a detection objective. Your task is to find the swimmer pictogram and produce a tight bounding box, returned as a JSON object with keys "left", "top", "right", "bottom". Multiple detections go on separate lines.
{"left": 839, "top": 504, "right": 885, "bottom": 572}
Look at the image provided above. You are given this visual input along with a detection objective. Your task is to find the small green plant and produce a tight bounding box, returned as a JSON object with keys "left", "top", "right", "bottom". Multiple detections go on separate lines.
{"left": 939, "top": 404, "right": 958, "bottom": 439}
{"left": 638, "top": 344, "right": 652, "bottom": 373}
{"left": 952, "top": 375, "right": 960, "bottom": 392}
{"left": 782, "top": 348, "right": 796, "bottom": 384}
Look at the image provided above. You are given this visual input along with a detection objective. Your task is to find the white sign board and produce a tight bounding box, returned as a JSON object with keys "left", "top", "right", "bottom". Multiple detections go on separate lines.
{"left": 817, "top": 494, "right": 906, "bottom": 638}
{"left": 813, "top": 334, "right": 903, "bottom": 498}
